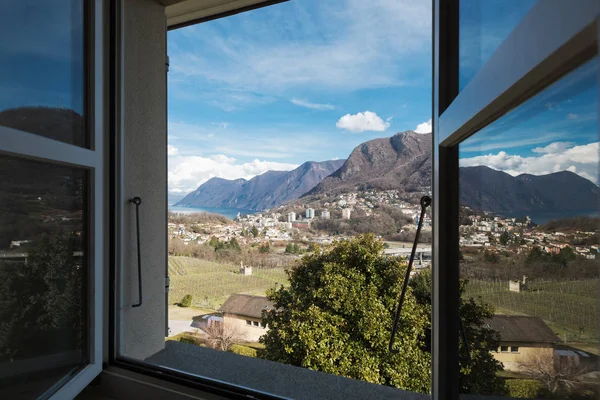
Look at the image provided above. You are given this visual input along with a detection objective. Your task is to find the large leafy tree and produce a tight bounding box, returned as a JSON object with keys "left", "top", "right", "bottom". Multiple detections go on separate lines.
{"left": 410, "top": 270, "right": 505, "bottom": 395}
{"left": 260, "top": 234, "right": 431, "bottom": 392}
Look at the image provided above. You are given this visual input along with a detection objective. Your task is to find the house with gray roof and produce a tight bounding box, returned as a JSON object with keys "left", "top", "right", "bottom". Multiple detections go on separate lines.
{"left": 218, "top": 294, "right": 274, "bottom": 342}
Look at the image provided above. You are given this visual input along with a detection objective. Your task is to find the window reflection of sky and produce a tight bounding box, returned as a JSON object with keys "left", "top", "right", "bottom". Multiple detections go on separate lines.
{"left": 460, "top": 57, "right": 598, "bottom": 185}
{"left": 0, "top": 1, "right": 84, "bottom": 113}
{"left": 459, "top": 0, "right": 537, "bottom": 91}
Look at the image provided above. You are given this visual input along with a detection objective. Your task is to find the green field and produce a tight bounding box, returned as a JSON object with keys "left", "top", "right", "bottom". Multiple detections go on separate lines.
{"left": 168, "top": 256, "right": 289, "bottom": 309}
{"left": 464, "top": 279, "right": 599, "bottom": 343}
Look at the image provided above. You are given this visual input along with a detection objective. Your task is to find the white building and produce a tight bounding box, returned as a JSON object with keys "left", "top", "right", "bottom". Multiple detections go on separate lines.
{"left": 342, "top": 208, "right": 351, "bottom": 220}
{"left": 287, "top": 212, "right": 296, "bottom": 222}
{"left": 321, "top": 210, "right": 330, "bottom": 220}
{"left": 305, "top": 208, "right": 315, "bottom": 219}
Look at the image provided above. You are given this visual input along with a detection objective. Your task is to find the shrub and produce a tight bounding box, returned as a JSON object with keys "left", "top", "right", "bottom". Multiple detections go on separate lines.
{"left": 180, "top": 294, "right": 193, "bottom": 307}
{"left": 505, "top": 379, "right": 544, "bottom": 398}
{"left": 229, "top": 344, "right": 257, "bottom": 358}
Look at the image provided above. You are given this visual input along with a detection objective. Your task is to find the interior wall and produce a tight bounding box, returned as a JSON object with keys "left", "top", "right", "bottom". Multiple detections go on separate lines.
{"left": 121, "top": 0, "right": 167, "bottom": 360}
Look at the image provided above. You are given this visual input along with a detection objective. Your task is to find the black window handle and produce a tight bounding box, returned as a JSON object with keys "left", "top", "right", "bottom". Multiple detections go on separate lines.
{"left": 389, "top": 195, "right": 431, "bottom": 352}
{"left": 130, "top": 196, "right": 143, "bottom": 308}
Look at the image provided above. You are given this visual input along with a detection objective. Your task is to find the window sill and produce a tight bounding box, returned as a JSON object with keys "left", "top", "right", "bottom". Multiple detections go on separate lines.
{"left": 145, "top": 341, "right": 429, "bottom": 400}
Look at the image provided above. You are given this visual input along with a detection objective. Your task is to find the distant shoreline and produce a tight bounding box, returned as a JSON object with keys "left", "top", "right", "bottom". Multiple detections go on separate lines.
{"left": 168, "top": 205, "right": 256, "bottom": 220}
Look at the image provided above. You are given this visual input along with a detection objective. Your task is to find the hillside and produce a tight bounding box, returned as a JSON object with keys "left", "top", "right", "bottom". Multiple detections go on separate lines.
{"left": 459, "top": 166, "right": 600, "bottom": 214}
{"left": 176, "top": 159, "right": 345, "bottom": 211}
{"left": 306, "top": 131, "right": 432, "bottom": 196}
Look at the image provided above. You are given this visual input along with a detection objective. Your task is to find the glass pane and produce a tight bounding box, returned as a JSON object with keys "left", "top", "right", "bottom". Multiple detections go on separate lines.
{"left": 0, "top": 0, "right": 87, "bottom": 147}
{"left": 0, "top": 155, "right": 88, "bottom": 398}
{"left": 458, "top": 58, "right": 598, "bottom": 398}
{"left": 459, "top": 0, "right": 536, "bottom": 91}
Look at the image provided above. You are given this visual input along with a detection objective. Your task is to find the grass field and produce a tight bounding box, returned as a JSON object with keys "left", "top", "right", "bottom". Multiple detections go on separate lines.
{"left": 168, "top": 256, "right": 289, "bottom": 310}
{"left": 464, "top": 278, "right": 599, "bottom": 343}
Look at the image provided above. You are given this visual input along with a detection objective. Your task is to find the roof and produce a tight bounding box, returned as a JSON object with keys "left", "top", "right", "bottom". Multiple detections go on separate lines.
{"left": 219, "top": 294, "right": 274, "bottom": 319}
{"left": 485, "top": 315, "right": 561, "bottom": 344}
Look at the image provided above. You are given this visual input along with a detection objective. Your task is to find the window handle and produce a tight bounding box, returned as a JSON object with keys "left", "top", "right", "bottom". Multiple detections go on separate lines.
{"left": 389, "top": 195, "right": 431, "bottom": 352}
{"left": 130, "top": 197, "right": 143, "bottom": 308}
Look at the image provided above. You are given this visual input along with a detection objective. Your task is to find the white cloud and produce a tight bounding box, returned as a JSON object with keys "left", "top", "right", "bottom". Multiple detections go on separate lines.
{"left": 568, "top": 113, "right": 579, "bottom": 120}
{"left": 459, "top": 142, "right": 600, "bottom": 183}
{"left": 336, "top": 111, "right": 390, "bottom": 133}
{"left": 532, "top": 141, "right": 575, "bottom": 154}
{"left": 414, "top": 118, "right": 432, "bottom": 134}
{"left": 207, "top": 132, "right": 215, "bottom": 138}
{"left": 167, "top": 145, "right": 178, "bottom": 156}
{"left": 290, "top": 98, "right": 335, "bottom": 110}
{"left": 168, "top": 154, "right": 298, "bottom": 193}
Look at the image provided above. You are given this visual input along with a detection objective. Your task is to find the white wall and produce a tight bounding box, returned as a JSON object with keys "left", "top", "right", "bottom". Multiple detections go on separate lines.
{"left": 120, "top": 0, "right": 167, "bottom": 360}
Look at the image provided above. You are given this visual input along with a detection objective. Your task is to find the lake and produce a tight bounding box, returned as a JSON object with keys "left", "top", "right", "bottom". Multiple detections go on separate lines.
{"left": 168, "top": 205, "right": 256, "bottom": 220}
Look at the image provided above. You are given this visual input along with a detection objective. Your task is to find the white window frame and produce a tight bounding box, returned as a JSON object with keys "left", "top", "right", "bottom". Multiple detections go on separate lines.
{"left": 0, "top": 0, "right": 105, "bottom": 398}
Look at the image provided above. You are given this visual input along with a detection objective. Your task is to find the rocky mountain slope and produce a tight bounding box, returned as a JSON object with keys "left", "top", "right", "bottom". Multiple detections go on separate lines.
{"left": 305, "top": 131, "right": 432, "bottom": 196}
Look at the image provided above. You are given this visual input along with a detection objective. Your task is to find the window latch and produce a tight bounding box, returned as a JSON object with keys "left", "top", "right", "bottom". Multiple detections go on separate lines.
{"left": 130, "top": 197, "right": 143, "bottom": 308}
{"left": 389, "top": 195, "right": 431, "bottom": 353}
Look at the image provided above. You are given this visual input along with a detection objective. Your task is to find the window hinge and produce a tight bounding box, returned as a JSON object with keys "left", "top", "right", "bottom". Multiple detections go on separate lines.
{"left": 165, "top": 275, "right": 170, "bottom": 293}
{"left": 166, "top": 55, "right": 170, "bottom": 72}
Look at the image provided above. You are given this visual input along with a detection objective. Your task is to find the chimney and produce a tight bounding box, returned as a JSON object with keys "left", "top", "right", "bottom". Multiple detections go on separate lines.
{"left": 522, "top": 275, "right": 528, "bottom": 285}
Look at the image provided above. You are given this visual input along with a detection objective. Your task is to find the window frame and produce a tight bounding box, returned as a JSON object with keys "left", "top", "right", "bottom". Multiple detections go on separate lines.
{"left": 0, "top": 0, "right": 106, "bottom": 398}
{"left": 433, "top": 0, "right": 598, "bottom": 399}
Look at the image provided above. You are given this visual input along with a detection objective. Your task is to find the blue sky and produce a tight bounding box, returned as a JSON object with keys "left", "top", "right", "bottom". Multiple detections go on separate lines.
{"left": 460, "top": 57, "right": 599, "bottom": 184}
{"left": 167, "top": 0, "right": 432, "bottom": 195}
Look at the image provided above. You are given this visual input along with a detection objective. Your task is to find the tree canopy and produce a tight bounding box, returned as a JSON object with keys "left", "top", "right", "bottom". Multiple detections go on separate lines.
{"left": 261, "top": 234, "right": 431, "bottom": 392}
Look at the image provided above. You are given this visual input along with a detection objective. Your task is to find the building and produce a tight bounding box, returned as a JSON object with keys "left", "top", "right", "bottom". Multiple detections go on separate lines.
{"left": 218, "top": 294, "right": 274, "bottom": 342}
{"left": 486, "top": 315, "right": 561, "bottom": 372}
{"left": 508, "top": 276, "right": 528, "bottom": 292}
{"left": 321, "top": 210, "right": 330, "bottom": 219}
{"left": 239, "top": 262, "right": 252, "bottom": 276}
{"left": 342, "top": 208, "right": 351, "bottom": 220}
{"left": 287, "top": 212, "right": 296, "bottom": 222}
{"left": 305, "top": 208, "right": 314, "bottom": 219}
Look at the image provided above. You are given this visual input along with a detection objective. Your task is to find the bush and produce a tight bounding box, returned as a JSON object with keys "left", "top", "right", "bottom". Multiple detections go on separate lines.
{"left": 180, "top": 294, "right": 193, "bottom": 307}
{"left": 228, "top": 344, "right": 257, "bottom": 358}
{"left": 505, "top": 379, "right": 544, "bottom": 398}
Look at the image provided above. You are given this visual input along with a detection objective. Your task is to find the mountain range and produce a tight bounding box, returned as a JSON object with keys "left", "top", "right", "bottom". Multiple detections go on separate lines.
{"left": 176, "top": 159, "right": 345, "bottom": 211}
{"left": 176, "top": 130, "right": 599, "bottom": 216}
{"left": 460, "top": 166, "right": 600, "bottom": 214}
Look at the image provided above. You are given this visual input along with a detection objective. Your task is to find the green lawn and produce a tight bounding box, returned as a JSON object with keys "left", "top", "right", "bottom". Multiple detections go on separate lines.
{"left": 168, "top": 256, "right": 288, "bottom": 310}
{"left": 464, "top": 279, "right": 599, "bottom": 343}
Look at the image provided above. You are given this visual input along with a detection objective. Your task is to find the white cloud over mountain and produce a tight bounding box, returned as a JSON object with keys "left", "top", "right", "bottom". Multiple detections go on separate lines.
{"left": 167, "top": 145, "right": 178, "bottom": 156}
{"left": 336, "top": 111, "right": 390, "bottom": 133}
{"left": 168, "top": 154, "right": 298, "bottom": 193}
{"left": 414, "top": 118, "right": 432, "bottom": 133}
{"left": 459, "top": 141, "right": 599, "bottom": 184}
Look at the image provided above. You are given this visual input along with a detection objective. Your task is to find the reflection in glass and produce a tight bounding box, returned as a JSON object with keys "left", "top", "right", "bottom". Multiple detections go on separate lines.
{"left": 459, "top": 0, "right": 536, "bottom": 91}
{"left": 0, "top": 155, "right": 88, "bottom": 398}
{"left": 458, "top": 58, "right": 599, "bottom": 398}
{"left": 0, "top": 0, "right": 86, "bottom": 147}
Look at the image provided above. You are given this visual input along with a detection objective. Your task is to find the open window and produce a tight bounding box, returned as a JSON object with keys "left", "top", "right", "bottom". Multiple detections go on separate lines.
{"left": 434, "top": 0, "right": 599, "bottom": 398}
{"left": 0, "top": 0, "right": 106, "bottom": 398}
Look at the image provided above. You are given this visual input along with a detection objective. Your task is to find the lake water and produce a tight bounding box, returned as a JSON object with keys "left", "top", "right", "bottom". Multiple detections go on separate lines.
{"left": 168, "top": 205, "right": 256, "bottom": 220}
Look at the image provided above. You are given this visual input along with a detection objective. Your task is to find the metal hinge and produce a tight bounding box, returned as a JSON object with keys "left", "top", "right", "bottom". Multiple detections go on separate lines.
{"left": 166, "top": 55, "right": 170, "bottom": 72}
{"left": 165, "top": 275, "right": 170, "bottom": 293}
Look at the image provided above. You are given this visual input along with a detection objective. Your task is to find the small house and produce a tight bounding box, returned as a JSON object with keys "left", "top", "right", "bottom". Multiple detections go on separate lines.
{"left": 240, "top": 262, "right": 252, "bottom": 276}
{"left": 218, "top": 294, "right": 274, "bottom": 342}
{"left": 486, "top": 315, "right": 560, "bottom": 371}
{"left": 508, "top": 275, "right": 528, "bottom": 292}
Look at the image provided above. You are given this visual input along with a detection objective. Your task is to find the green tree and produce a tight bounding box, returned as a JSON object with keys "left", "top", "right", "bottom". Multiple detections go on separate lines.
{"left": 0, "top": 231, "right": 84, "bottom": 361}
{"left": 261, "top": 235, "right": 431, "bottom": 392}
{"left": 251, "top": 226, "right": 259, "bottom": 238}
{"left": 181, "top": 294, "right": 193, "bottom": 307}
{"left": 409, "top": 269, "right": 505, "bottom": 395}
{"left": 499, "top": 232, "right": 509, "bottom": 246}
